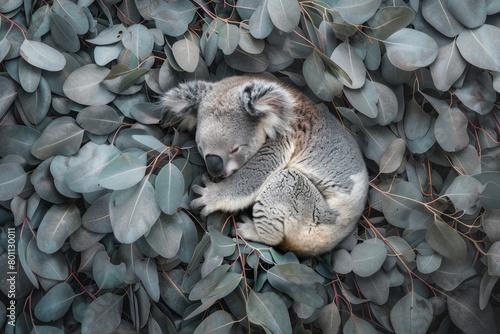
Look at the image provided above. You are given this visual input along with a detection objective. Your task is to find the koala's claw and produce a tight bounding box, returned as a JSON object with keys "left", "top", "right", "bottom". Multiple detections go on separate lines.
{"left": 190, "top": 174, "right": 219, "bottom": 216}
{"left": 191, "top": 184, "right": 205, "bottom": 196}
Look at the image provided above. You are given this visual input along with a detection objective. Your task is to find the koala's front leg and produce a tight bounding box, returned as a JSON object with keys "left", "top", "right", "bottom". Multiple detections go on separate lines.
{"left": 190, "top": 139, "right": 292, "bottom": 216}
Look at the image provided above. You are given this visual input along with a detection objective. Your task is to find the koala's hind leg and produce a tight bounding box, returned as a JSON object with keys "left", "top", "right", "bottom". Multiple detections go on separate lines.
{"left": 236, "top": 169, "right": 345, "bottom": 257}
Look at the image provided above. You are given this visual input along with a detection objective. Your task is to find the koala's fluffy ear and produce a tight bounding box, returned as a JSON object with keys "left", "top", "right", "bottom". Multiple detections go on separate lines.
{"left": 240, "top": 81, "right": 296, "bottom": 139}
{"left": 159, "top": 81, "right": 212, "bottom": 130}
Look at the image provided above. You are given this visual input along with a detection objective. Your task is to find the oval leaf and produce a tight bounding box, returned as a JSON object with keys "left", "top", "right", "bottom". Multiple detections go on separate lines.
{"left": 98, "top": 152, "right": 147, "bottom": 190}
{"left": 76, "top": 105, "right": 123, "bottom": 135}
{"left": 155, "top": 163, "right": 185, "bottom": 215}
{"left": 267, "top": 0, "right": 300, "bottom": 32}
{"left": 390, "top": 292, "right": 433, "bottom": 334}
{"left": 63, "top": 64, "right": 117, "bottom": 105}
{"left": 434, "top": 107, "right": 469, "bottom": 152}
{"left": 456, "top": 24, "right": 500, "bottom": 71}
{"left": 81, "top": 293, "right": 123, "bottom": 334}
{"left": 37, "top": 203, "right": 81, "bottom": 254}
{"left": 351, "top": 241, "right": 387, "bottom": 277}
{"left": 426, "top": 218, "right": 467, "bottom": 260}
{"left": 110, "top": 177, "right": 161, "bottom": 243}
{"left": 20, "top": 40, "right": 66, "bottom": 71}
{"left": 34, "top": 283, "right": 74, "bottom": 322}
{"left": 384, "top": 28, "right": 438, "bottom": 71}
{"left": 31, "top": 119, "right": 84, "bottom": 160}
{"left": 172, "top": 39, "right": 199, "bottom": 73}
{"left": 0, "top": 163, "right": 27, "bottom": 201}
{"left": 247, "top": 290, "right": 292, "bottom": 334}
{"left": 26, "top": 238, "right": 69, "bottom": 280}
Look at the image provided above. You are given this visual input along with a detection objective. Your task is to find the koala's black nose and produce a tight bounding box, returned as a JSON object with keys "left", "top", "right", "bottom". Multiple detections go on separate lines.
{"left": 205, "top": 155, "right": 225, "bottom": 177}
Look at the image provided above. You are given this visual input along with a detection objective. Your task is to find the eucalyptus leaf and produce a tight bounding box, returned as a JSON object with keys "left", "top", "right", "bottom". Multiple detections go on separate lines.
{"left": 249, "top": 0, "right": 274, "bottom": 39}
{"left": 145, "top": 213, "right": 183, "bottom": 258}
{"left": 63, "top": 142, "right": 120, "bottom": 193}
{"left": 267, "top": 0, "right": 300, "bottom": 32}
{"left": 34, "top": 283, "right": 74, "bottom": 322}
{"left": 18, "top": 58, "right": 41, "bottom": 93}
{"left": 431, "top": 258, "right": 476, "bottom": 291}
{"left": 344, "top": 80, "right": 378, "bottom": 118}
{"left": 330, "top": 41, "right": 365, "bottom": 89}
{"left": 81, "top": 293, "right": 123, "bottom": 334}
{"left": 356, "top": 270, "right": 390, "bottom": 305}
{"left": 448, "top": 0, "right": 487, "bottom": 28}
{"left": 76, "top": 105, "right": 123, "bottom": 135}
{"left": 351, "top": 241, "right": 387, "bottom": 277}
{"left": 421, "top": 0, "right": 463, "bottom": 37}
{"left": 218, "top": 23, "right": 240, "bottom": 55}
{"left": 86, "top": 24, "right": 126, "bottom": 45}
{"left": 37, "top": 203, "right": 81, "bottom": 254}
{"left": 448, "top": 289, "right": 497, "bottom": 334}
{"left": 486, "top": 241, "right": 500, "bottom": 276}
{"left": 382, "top": 181, "right": 433, "bottom": 229}
{"left": 370, "top": 6, "right": 416, "bottom": 39}
{"left": 63, "top": 64, "right": 117, "bottom": 105}
{"left": 155, "top": 163, "right": 185, "bottom": 215}
{"left": 134, "top": 257, "right": 160, "bottom": 302}
{"left": 18, "top": 77, "right": 51, "bottom": 125}
{"left": 0, "top": 77, "right": 17, "bottom": 119}
{"left": 209, "top": 226, "right": 236, "bottom": 257}
{"left": 343, "top": 314, "right": 378, "bottom": 334}
{"left": 454, "top": 68, "right": 495, "bottom": 115}
{"left": 426, "top": 218, "right": 467, "bottom": 260}
{"left": 92, "top": 251, "right": 126, "bottom": 289}
{"left": 0, "top": 163, "right": 27, "bottom": 201}
{"left": 267, "top": 263, "right": 324, "bottom": 307}
{"left": 416, "top": 253, "right": 442, "bottom": 274}
{"left": 177, "top": 211, "right": 198, "bottom": 263}
{"left": 404, "top": 98, "right": 432, "bottom": 141}
{"left": 390, "top": 291, "right": 433, "bottom": 334}
{"left": 303, "top": 50, "right": 342, "bottom": 101}
{"left": 336, "top": 0, "right": 383, "bottom": 25}
{"left": 121, "top": 24, "right": 154, "bottom": 61}
{"left": 479, "top": 271, "right": 499, "bottom": 310}
{"left": 247, "top": 290, "right": 292, "bottom": 334}
{"left": 30, "top": 118, "right": 84, "bottom": 160}
{"left": 456, "top": 24, "right": 500, "bottom": 71}
{"left": 445, "top": 175, "right": 482, "bottom": 211}
{"left": 384, "top": 28, "right": 438, "bottom": 71}
{"left": 172, "top": 38, "right": 199, "bottom": 73}
{"left": 110, "top": 177, "right": 161, "bottom": 243}
{"left": 225, "top": 47, "right": 269, "bottom": 72}
{"left": 19, "top": 40, "right": 66, "bottom": 71}
{"left": 379, "top": 138, "right": 406, "bottom": 174}
{"left": 26, "top": 238, "right": 68, "bottom": 280}
{"left": 51, "top": 13, "right": 80, "bottom": 53}
{"left": 151, "top": 4, "right": 189, "bottom": 37}
{"left": 98, "top": 152, "right": 147, "bottom": 190}
{"left": 193, "top": 310, "right": 234, "bottom": 334}
{"left": 52, "top": 0, "right": 90, "bottom": 34}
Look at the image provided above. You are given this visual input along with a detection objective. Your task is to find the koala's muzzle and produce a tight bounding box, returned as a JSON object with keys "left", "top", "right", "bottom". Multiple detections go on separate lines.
{"left": 205, "top": 155, "right": 225, "bottom": 178}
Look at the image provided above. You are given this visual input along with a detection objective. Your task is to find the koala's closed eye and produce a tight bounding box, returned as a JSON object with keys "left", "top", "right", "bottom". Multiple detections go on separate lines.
{"left": 230, "top": 146, "right": 240, "bottom": 154}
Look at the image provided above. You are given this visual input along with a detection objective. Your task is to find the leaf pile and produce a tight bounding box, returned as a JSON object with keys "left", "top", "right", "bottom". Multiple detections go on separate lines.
{"left": 1, "top": 0, "right": 500, "bottom": 333}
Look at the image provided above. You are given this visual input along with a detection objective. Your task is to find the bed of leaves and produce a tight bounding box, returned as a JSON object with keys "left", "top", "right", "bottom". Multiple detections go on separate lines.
{"left": 1, "top": 0, "right": 500, "bottom": 333}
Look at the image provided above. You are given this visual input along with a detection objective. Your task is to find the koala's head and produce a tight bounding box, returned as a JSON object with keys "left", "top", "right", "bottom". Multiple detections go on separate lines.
{"left": 160, "top": 77, "right": 296, "bottom": 178}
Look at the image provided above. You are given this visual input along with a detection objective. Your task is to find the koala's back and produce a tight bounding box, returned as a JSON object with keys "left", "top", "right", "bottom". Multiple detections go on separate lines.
{"left": 261, "top": 86, "right": 368, "bottom": 253}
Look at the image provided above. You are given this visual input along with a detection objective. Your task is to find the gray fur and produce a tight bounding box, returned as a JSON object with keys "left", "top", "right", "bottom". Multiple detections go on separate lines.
{"left": 159, "top": 76, "right": 368, "bottom": 257}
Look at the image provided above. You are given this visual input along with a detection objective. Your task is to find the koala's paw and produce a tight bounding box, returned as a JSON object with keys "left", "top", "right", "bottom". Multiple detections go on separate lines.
{"left": 236, "top": 215, "right": 260, "bottom": 241}
{"left": 190, "top": 174, "right": 220, "bottom": 216}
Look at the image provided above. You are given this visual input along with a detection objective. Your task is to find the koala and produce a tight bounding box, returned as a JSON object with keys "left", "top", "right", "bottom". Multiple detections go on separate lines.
{"left": 159, "top": 76, "right": 368, "bottom": 257}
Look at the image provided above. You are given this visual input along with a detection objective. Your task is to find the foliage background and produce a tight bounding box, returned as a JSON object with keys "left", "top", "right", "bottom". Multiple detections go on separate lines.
{"left": 1, "top": 0, "right": 500, "bottom": 333}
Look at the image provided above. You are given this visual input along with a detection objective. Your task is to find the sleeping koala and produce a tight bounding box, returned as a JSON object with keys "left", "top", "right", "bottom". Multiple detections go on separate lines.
{"left": 160, "top": 76, "right": 368, "bottom": 257}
